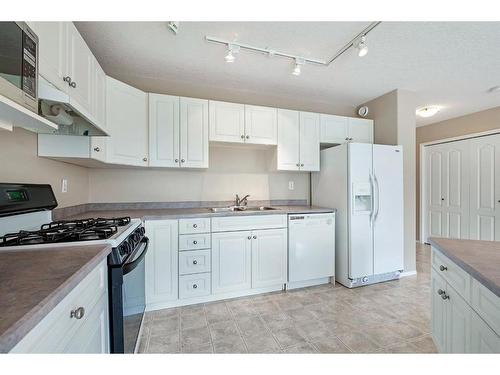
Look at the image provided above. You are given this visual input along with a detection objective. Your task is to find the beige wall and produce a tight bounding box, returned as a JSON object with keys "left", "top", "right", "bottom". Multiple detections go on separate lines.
{"left": 416, "top": 106, "right": 500, "bottom": 240}
{"left": 0, "top": 128, "right": 90, "bottom": 208}
{"left": 89, "top": 145, "right": 310, "bottom": 203}
{"left": 362, "top": 89, "right": 417, "bottom": 273}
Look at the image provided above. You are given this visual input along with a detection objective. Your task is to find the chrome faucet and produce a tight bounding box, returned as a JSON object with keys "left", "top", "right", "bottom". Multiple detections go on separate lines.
{"left": 235, "top": 194, "right": 250, "bottom": 207}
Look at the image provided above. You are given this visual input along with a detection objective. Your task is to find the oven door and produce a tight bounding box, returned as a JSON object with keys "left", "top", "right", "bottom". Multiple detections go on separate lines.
{"left": 109, "top": 236, "right": 148, "bottom": 353}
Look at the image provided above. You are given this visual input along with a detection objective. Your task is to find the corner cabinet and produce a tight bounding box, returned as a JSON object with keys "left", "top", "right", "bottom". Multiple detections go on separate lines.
{"left": 104, "top": 77, "right": 148, "bottom": 166}
{"left": 277, "top": 109, "right": 319, "bottom": 171}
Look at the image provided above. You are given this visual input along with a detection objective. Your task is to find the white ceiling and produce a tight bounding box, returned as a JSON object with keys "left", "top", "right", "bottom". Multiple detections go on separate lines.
{"left": 75, "top": 21, "right": 500, "bottom": 126}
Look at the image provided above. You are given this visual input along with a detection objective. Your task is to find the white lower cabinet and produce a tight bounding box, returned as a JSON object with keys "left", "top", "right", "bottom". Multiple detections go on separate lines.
{"left": 145, "top": 220, "right": 179, "bottom": 306}
{"left": 212, "top": 231, "right": 252, "bottom": 294}
{"left": 179, "top": 273, "right": 211, "bottom": 299}
{"left": 251, "top": 228, "right": 287, "bottom": 288}
{"left": 470, "top": 312, "right": 500, "bottom": 353}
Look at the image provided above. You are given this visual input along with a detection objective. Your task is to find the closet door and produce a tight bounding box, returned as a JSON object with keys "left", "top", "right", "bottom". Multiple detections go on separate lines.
{"left": 427, "top": 144, "right": 446, "bottom": 240}
{"left": 469, "top": 134, "right": 500, "bottom": 241}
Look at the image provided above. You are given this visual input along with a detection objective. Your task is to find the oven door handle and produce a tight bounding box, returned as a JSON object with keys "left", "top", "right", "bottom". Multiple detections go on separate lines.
{"left": 123, "top": 237, "right": 148, "bottom": 275}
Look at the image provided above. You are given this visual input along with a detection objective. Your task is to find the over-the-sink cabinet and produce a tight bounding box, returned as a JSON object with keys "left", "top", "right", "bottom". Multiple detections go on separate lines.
{"left": 277, "top": 109, "right": 320, "bottom": 171}
{"left": 104, "top": 77, "right": 148, "bottom": 166}
{"left": 319, "top": 115, "right": 373, "bottom": 144}
{"left": 209, "top": 101, "right": 277, "bottom": 145}
{"left": 149, "top": 94, "right": 209, "bottom": 168}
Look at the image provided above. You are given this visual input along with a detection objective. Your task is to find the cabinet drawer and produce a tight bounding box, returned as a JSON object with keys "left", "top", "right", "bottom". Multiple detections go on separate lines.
{"left": 179, "top": 218, "right": 210, "bottom": 234}
{"left": 179, "top": 273, "right": 211, "bottom": 299}
{"left": 179, "top": 233, "right": 211, "bottom": 251}
{"left": 211, "top": 214, "right": 287, "bottom": 232}
{"left": 11, "top": 259, "right": 107, "bottom": 353}
{"left": 471, "top": 279, "right": 500, "bottom": 335}
{"left": 179, "top": 249, "right": 211, "bottom": 275}
{"left": 432, "top": 248, "right": 471, "bottom": 303}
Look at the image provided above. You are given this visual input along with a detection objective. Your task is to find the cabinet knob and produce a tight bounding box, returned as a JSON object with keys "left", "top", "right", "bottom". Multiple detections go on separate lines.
{"left": 248, "top": 236, "right": 252, "bottom": 240}
{"left": 193, "top": 224, "right": 197, "bottom": 228}
{"left": 70, "top": 81, "right": 77, "bottom": 88}
{"left": 175, "top": 159, "right": 179, "bottom": 163}
{"left": 441, "top": 293, "right": 449, "bottom": 300}
{"left": 193, "top": 260, "right": 198, "bottom": 265}
{"left": 437, "top": 289, "right": 445, "bottom": 295}
{"left": 192, "top": 284, "right": 198, "bottom": 289}
{"left": 143, "top": 157, "right": 148, "bottom": 162}
{"left": 70, "top": 306, "right": 85, "bottom": 319}
{"left": 181, "top": 159, "right": 185, "bottom": 163}
{"left": 252, "top": 235, "right": 257, "bottom": 239}
{"left": 246, "top": 135, "right": 250, "bottom": 139}
{"left": 296, "top": 163, "right": 300, "bottom": 167}
{"left": 241, "top": 135, "right": 245, "bottom": 139}
{"left": 439, "top": 265, "right": 447, "bottom": 271}
{"left": 193, "top": 240, "right": 198, "bottom": 245}
{"left": 441, "top": 197, "right": 445, "bottom": 201}
{"left": 63, "top": 76, "right": 72, "bottom": 84}
{"left": 345, "top": 137, "right": 349, "bottom": 141}
{"left": 300, "top": 163, "right": 304, "bottom": 167}
{"left": 93, "top": 147, "right": 100, "bottom": 152}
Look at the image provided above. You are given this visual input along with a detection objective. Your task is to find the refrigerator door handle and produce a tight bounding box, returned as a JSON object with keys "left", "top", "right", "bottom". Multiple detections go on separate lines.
{"left": 373, "top": 173, "right": 380, "bottom": 223}
{"left": 369, "top": 173, "right": 375, "bottom": 226}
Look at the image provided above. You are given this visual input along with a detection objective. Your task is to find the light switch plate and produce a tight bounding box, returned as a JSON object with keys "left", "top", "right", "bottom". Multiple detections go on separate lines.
{"left": 288, "top": 181, "right": 294, "bottom": 190}
{"left": 61, "top": 179, "right": 68, "bottom": 193}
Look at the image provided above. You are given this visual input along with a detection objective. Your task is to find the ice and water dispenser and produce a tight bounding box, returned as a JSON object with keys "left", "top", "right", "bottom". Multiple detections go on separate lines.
{"left": 352, "top": 182, "right": 372, "bottom": 214}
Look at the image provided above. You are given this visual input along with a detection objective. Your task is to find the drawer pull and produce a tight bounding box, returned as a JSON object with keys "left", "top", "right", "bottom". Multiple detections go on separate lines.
{"left": 193, "top": 224, "right": 197, "bottom": 228}
{"left": 439, "top": 265, "right": 447, "bottom": 271}
{"left": 441, "top": 293, "right": 450, "bottom": 300}
{"left": 252, "top": 235, "right": 257, "bottom": 239}
{"left": 192, "top": 284, "right": 198, "bottom": 289}
{"left": 248, "top": 236, "right": 252, "bottom": 240}
{"left": 193, "top": 240, "right": 198, "bottom": 245}
{"left": 70, "top": 306, "right": 85, "bottom": 320}
{"left": 437, "top": 289, "right": 445, "bottom": 295}
{"left": 193, "top": 260, "right": 198, "bottom": 265}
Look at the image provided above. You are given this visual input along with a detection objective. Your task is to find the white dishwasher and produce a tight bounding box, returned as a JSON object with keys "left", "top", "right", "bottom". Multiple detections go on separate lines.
{"left": 288, "top": 212, "right": 335, "bottom": 288}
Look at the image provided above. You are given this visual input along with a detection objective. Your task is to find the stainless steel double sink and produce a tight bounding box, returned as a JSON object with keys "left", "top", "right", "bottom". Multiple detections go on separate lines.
{"left": 210, "top": 206, "right": 278, "bottom": 213}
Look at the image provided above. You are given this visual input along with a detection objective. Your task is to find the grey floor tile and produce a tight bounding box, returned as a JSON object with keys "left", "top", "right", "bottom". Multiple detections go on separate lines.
{"left": 243, "top": 333, "right": 281, "bottom": 353}
{"left": 273, "top": 327, "right": 308, "bottom": 348}
{"left": 213, "top": 337, "right": 247, "bottom": 353}
{"left": 286, "top": 307, "right": 317, "bottom": 322}
{"left": 181, "top": 326, "right": 211, "bottom": 347}
{"left": 181, "top": 312, "right": 207, "bottom": 330}
{"left": 336, "top": 331, "right": 381, "bottom": 353}
{"left": 209, "top": 320, "right": 241, "bottom": 342}
{"left": 283, "top": 342, "right": 318, "bottom": 353}
{"left": 236, "top": 316, "right": 268, "bottom": 337}
{"left": 147, "top": 334, "right": 180, "bottom": 353}
{"left": 149, "top": 316, "right": 180, "bottom": 336}
{"left": 261, "top": 312, "right": 294, "bottom": 332}
{"left": 409, "top": 335, "right": 437, "bottom": 353}
{"left": 181, "top": 342, "right": 214, "bottom": 354}
{"left": 311, "top": 336, "right": 352, "bottom": 353}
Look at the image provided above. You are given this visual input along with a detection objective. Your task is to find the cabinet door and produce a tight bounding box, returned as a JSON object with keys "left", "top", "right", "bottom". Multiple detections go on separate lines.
{"left": 148, "top": 94, "right": 180, "bottom": 167}
{"left": 212, "top": 231, "right": 252, "bottom": 294}
{"left": 431, "top": 269, "right": 447, "bottom": 353}
{"left": 209, "top": 100, "right": 245, "bottom": 143}
{"left": 251, "top": 229, "right": 287, "bottom": 288}
{"left": 470, "top": 312, "right": 500, "bottom": 353}
{"left": 299, "top": 111, "right": 320, "bottom": 171}
{"left": 348, "top": 118, "right": 373, "bottom": 143}
{"left": 320, "top": 114, "right": 349, "bottom": 144}
{"left": 66, "top": 23, "right": 93, "bottom": 117}
{"left": 145, "top": 220, "right": 179, "bottom": 305}
{"left": 28, "top": 22, "right": 68, "bottom": 92}
{"left": 180, "top": 97, "right": 209, "bottom": 168}
{"left": 105, "top": 77, "right": 149, "bottom": 166}
{"left": 92, "top": 59, "right": 106, "bottom": 130}
{"left": 244, "top": 105, "right": 277, "bottom": 145}
{"left": 277, "top": 109, "right": 300, "bottom": 171}
{"left": 446, "top": 286, "right": 472, "bottom": 353}
{"left": 469, "top": 134, "right": 500, "bottom": 241}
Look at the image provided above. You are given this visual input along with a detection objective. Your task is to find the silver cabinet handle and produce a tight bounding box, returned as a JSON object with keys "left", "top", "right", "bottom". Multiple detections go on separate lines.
{"left": 300, "top": 163, "right": 304, "bottom": 167}
{"left": 192, "top": 284, "right": 198, "bottom": 289}
{"left": 193, "top": 260, "right": 198, "bottom": 265}
{"left": 175, "top": 159, "right": 179, "bottom": 163}
{"left": 70, "top": 306, "right": 85, "bottom": 319}
{"left": 181, "top": 159, "right": 185, "bottom": 163}
{"left": 438, "top": 289, "right": 445, "bottom": 295}
{"left": 441, "top": 293, "right": 449, "bottom": 300}
{"left": 93, "top": 147, "right": 100, "bottom": 152}
{"left": 439, "top": 265, "right": 447, "bottom": 271}
{"left": 296, "top": 163, "right": 300, "bottom": 167}
{"left": 345, "top": 137, "right": 349, "bottom": 141}
{"left": 193, "top": 240, "right": 198, "bottom": 245}
{"left": 241, "top": 135, "right": 245, "bottom": 139}
{"left": 193, "top": 224, "right": 197, "bottom": 228}
{"left": 246, "top": 135, "right": 250, "bottom": 139}
{"left": 63, "top": 76, "right": 72, "bottom": 84}
{"left": 252, "top": 235, "right": 257, "bottom": 239}
{"left": 143, "top": 157, "right": 148, "bottom": 162}
{"left": 70, "top": 81, "right": 77, "bottom": 88}
{"left": 247, "top": 236, "right": 252, "bottom": 240}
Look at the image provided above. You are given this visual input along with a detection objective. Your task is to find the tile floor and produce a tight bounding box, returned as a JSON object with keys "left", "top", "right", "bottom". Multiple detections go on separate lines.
{"left": 138, "top": 243, "right": 436, "bottom": 353}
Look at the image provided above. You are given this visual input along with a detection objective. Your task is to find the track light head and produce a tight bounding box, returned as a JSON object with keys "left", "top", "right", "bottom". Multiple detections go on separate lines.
{"left": 225, "top": 44, "right": 240, "bottom": 63}
{"left": 292, "top": 58, "right": 305, "bottom": 76}
{"left": 355, "top": 35, "right": 369, "bottom": 57}
{"left": 167, "top": 22, "right": 179, "bottom": 35}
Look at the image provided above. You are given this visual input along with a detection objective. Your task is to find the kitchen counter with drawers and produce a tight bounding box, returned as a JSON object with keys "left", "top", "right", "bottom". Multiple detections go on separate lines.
{"left": 0, "top": 244, "right": 111, "bottom": 353}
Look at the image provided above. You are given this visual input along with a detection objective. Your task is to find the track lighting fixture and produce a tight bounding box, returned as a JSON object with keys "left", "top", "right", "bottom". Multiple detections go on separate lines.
{"left": 355, "top": 35, "right": 369, "bottom": 57}
{"left": 292, "top": 58, "right": 305, "bottom": 76}
{"left": 167, "top": 22, "right": 179, "bottom": 35}
{"left": 225, "top": 44, "right": 239, "bottom": 63}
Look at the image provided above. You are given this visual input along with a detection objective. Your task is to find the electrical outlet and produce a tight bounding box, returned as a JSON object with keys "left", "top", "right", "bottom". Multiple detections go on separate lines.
{"left": 288, "top": 180, "right": 295, "bottom": 191}
{"left": 61, "top": 179, "right": 68, "bottom": 193}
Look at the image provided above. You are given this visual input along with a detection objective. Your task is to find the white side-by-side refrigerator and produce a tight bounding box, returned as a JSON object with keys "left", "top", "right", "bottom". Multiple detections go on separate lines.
{"left": 312, "top": 143, "right": 404, "bottom": 288}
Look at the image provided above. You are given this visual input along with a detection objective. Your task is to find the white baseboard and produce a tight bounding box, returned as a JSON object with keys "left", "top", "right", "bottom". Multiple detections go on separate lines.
{"left": 400, "top": 270, "right": 417, "bottom": 278}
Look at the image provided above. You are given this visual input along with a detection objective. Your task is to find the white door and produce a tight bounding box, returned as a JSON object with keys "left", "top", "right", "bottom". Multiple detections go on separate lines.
{"left": 92, "top": 59, "right": 106, "bottom": 130}
{"left": 251, "top": 228, "right": 287, "bottom": 288}
{"left": 426, "top": 144, "right": 446, "bottom": 240}
{"left": 299, "top": 112, "right": 320, "bottom": 171}
{"left": 209, "top": 100, "right": 245, "bottom": 143}
{"left": 180, "top": 97, "right": 209, "bottom": 168}
{"left": 212, "top": 231, "right": 252, "bottom": 294}
{"left": 372, "top": 145, "right": 404, "bottom": 274}
{"left": 348, "top": 143, "right": 374, "bottom": 279}
{"left": 66, "top": 23, "right": 93, "bottom": 117}
{"left": 319, "top": 114, "right": 349, "bottom": 144}
{"left": 431, "top": 269, "right": 447, "bottom": 353}
{"left": 145, "top": 220, "right": 179, "bottom": 305}
{"left": 277, "top": 109, "right": 300, "bottom": 170}
{"left": 348, "top": 118, "right": 373, "bottom": 144}
{"left": 244, "top": 105, "right": 277, "bottom": 145}
{"left": 469, "top": 134, "right": 500, "bottom": 241}
{"left": 105, "top": 77, "right": 149, "bottom": 166}
{"left": 446, "top": 286, "right": 472, "bottom": 353}
{"left": 148, "top": 94, "right": 180, "bottom": 167}
{"left": 28, "top": 22, "right": 68, "bottom": 93}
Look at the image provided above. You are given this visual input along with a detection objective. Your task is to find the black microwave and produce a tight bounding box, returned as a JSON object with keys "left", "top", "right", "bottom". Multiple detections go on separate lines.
{"left": 0, "top": 22, "right": 38, "bottom": 113}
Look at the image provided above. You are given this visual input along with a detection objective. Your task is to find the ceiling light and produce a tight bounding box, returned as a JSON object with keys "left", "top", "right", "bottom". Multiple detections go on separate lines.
{"left": 224, "top": 44, "right": 239, "bottom": 63}
{"left": 355, "top": 35, "right": 368, "bottom": 57}
{"left": 416, "top": 105, "right": 442, "bottom": 118}
{"left": 488, "top": 85, "right": 500, "bottom": 93}
{"left": 292, "top": 58, "right": 305, "bottom": 76}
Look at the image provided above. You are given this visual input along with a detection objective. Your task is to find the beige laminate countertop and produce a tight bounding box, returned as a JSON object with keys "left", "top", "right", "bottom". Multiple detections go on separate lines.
{"left": 63, "top": 205, "right": 336, "bottom": 221}
{"left": 0, "top": 244, "right": 112, "bottom": 353}
{"left": 428, "top": 237, "right": 500, "bottom": 298}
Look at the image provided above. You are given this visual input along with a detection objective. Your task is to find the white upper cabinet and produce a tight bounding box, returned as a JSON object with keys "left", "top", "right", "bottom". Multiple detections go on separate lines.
{"left": 299, "top": 111, "right": 320, "bottom": 171}
{"left": 180, "top": 97, "right": 209, "bottom": 168}
{"left": 320, "top": 114, "right": 349, "bottom": 144}
{"left": 92, "top": 59, "right": 106, "bottom": 129}
{"left": 149, "top": 94, "right": 180, "bottom": 167}
{"left": 209, "top": 101, "right": 245, "bottom": 143}
{"left": 149, "top": 94, "right": 208, "bottom": 169}
{"left": 277, "top": 109, "right": 319, "bottom": 171}
{"left": 105, "top": 77, "right": 148, "bottom": 166}
{"left": 348, "top": 118, "right": 373, "bottom": 143}
{"left": 244, "top": 105, "right": 277, "bottom": 145}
